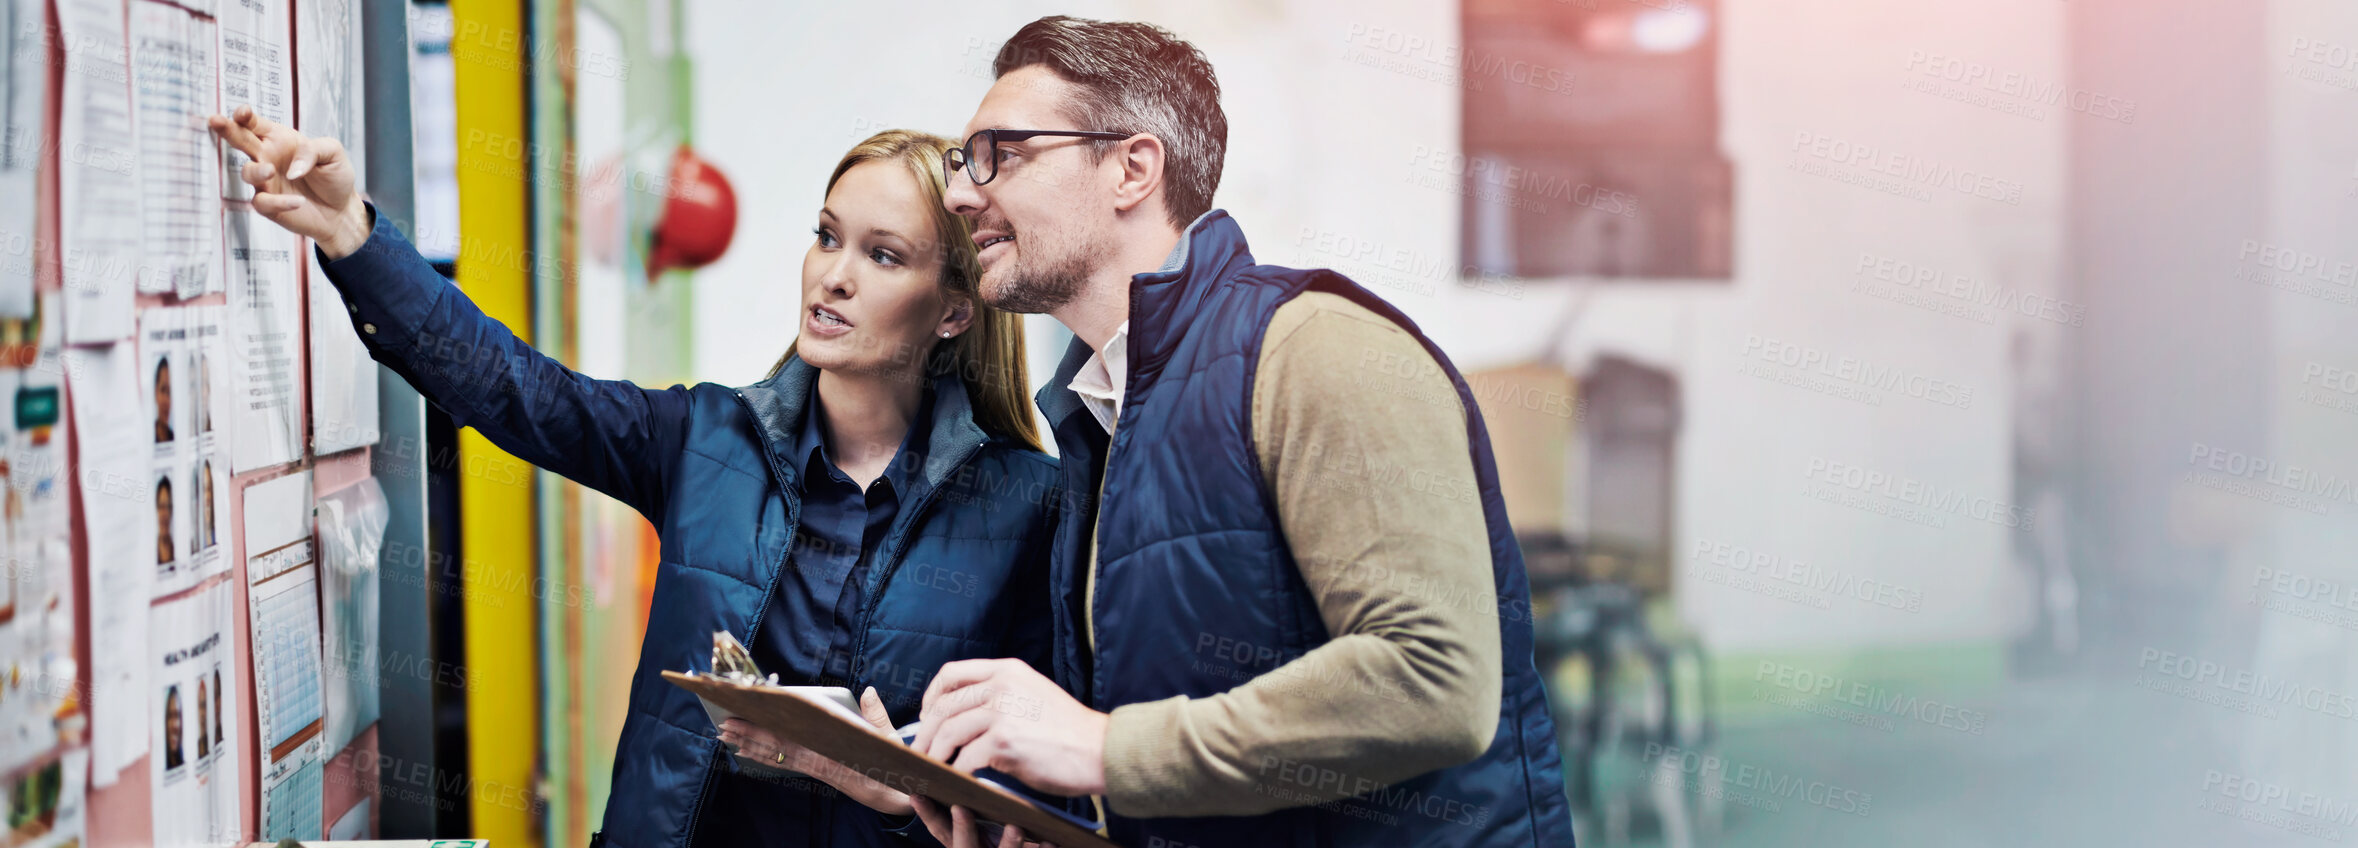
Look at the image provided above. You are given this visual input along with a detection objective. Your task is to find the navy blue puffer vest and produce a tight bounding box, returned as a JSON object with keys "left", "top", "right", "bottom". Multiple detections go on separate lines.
{"left": 600, "top": 361, "right": 1064, "bottom": 848}
{"left": 1035, "top": 211, "right": 1575, "bottom": 847}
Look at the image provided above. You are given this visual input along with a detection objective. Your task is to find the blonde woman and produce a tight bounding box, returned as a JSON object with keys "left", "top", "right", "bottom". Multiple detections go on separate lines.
{"left": 210, "top": 109, "right": 1064, "bottom": 848}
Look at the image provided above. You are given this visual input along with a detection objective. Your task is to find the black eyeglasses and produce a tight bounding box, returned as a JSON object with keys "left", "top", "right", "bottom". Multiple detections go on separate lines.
{"left": 943, "top": 128, "right": 1133, "bottom": 187}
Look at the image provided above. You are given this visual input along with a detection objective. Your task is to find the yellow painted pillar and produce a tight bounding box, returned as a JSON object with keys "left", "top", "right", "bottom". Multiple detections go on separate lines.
{"left": 451, "top": 1, "right": 541, "bottom": 845}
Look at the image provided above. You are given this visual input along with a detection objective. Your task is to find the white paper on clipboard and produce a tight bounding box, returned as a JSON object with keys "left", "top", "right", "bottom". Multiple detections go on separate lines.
{"left": 688, "top": 673, "right": 859, "bottom": 736}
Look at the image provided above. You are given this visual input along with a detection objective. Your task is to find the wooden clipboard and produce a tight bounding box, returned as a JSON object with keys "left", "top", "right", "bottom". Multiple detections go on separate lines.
{"left": 664, "top": 671, "right": 1121, "bottom": 848}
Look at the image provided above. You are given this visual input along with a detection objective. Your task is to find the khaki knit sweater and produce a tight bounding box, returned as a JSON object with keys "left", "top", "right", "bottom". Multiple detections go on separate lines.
{"left": 1090, "top": 292, "right": 1505, "bottom": 818}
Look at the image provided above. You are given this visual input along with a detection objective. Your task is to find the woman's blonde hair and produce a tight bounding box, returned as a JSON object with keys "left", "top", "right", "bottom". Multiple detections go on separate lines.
{"left": 768, "top": 130, "right": 1041, "bottom": 451}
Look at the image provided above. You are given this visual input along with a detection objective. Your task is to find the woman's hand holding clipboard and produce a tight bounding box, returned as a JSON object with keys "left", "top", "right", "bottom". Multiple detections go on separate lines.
{"left": 665, "top": 669, "right": 1114, "bottom": 847}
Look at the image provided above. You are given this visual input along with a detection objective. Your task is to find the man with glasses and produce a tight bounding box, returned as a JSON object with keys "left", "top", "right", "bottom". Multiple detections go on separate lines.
{"left": 908, "top": 15, "right": 1575, "bottom": 848}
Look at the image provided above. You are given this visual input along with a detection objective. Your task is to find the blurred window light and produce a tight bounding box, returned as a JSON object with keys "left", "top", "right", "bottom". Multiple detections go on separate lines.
{"left": 1631, "top": 7, "right": 1709, "bottom": 53}
{"left": 1460, "top": 0, "right": 1732, "bottom": 281}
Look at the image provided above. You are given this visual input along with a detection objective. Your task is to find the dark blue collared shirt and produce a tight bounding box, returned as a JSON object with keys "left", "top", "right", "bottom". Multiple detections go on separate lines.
{"left": 755, "top": 383, "right": 933, "bottom": 687}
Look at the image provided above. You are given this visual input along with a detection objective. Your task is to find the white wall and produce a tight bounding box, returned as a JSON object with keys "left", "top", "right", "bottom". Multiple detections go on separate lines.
{"left": 2241, "top": 0, "right": 2358, "bottom": 801}
{"left": 684, "top": 0, "right": 1074, "bottom": 386}
{"left": 685, "top": 0, "right": 2072, "bottom": 653}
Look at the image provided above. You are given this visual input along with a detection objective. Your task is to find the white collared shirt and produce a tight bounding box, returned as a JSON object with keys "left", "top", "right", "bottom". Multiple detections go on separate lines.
{"left": 1069, "top": 320, "right": 1130, "bottom": 434}
{"left": 1069, "top": 213, "right": 1208, "bottom": 435}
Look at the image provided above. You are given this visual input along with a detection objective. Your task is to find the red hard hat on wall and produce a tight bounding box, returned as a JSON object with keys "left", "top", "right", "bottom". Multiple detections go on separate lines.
{"left": 646, "top": 145, "right": 738, "bottom": 279}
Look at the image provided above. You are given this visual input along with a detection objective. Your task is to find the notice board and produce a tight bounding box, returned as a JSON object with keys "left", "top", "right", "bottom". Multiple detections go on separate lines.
{"left": 0, "top": 0, "right": 393, "bottom": 843}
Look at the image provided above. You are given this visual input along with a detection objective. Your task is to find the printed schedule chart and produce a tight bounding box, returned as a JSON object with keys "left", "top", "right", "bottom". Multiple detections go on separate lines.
{"left": 244, "top": 470, "right": 326, "bottom": 839}
{"left": 250, "top": 540, "right": 323, "bottom": 747}
{"left": 260, "top": 744, "right": 324, "bottom": 838}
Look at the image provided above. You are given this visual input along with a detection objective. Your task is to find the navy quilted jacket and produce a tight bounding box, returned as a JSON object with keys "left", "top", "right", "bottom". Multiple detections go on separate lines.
{"left": 319, "top": 208, "right": 1066, "bottom": 848}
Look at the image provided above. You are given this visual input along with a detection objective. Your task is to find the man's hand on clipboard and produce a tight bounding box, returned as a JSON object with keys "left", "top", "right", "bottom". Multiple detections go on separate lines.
{"left": 911, "top": 658, "right": 1109, "bottom": 847}
{"left": 718, "top": 687, "right": 918, "bottom": 817}
{"left": 916, "top": 658, "right": 1109, "bottom": 798}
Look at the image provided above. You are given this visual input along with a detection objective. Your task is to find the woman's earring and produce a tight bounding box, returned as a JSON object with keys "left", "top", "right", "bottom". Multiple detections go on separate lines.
{"left": 940, "top": 331, "right": 953, "bottom": 338}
